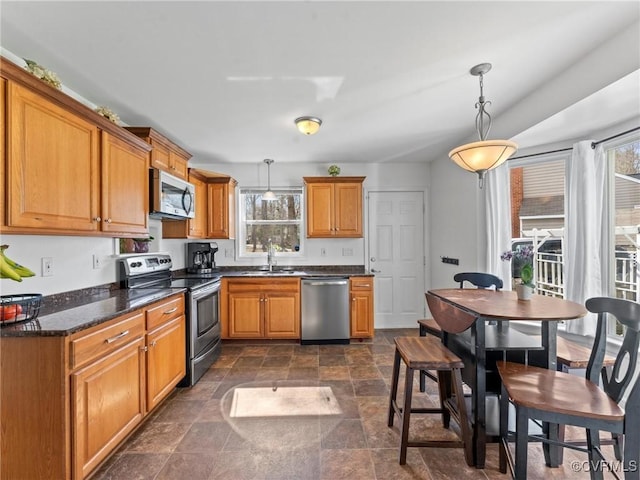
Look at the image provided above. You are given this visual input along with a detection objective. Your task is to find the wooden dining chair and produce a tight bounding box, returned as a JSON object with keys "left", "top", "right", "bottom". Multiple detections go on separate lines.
{"left": 418, "top": 272, "right": 503, "bottom": 392}
{"left": 454, "top": 272, "right": 503, "bottom": 290}
{"left": 497, "top": 296, "right": 640, "bottom": 480}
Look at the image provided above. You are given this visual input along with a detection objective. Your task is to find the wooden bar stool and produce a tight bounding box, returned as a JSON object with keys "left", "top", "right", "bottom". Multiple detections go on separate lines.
{"left": 387, "top": 336, "right": 473, "bottom": 466}
{"left": 417, "top": 318, "right": 442, "bottom": 392}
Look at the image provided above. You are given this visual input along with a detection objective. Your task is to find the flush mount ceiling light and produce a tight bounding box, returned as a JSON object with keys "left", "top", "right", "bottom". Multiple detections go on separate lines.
{"left": 295, "top": 116, "right": 322, "bottom": 135}
{"left": 448, "top": 63, "right": 517, "bottom": 188}
{"left": 263, "top": 159, "right": 277, "bottom": 201}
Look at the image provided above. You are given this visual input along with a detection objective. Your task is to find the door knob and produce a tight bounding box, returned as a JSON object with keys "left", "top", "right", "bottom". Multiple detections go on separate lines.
{"left": 370, "top": 257, "right": 376, "bottom": 262}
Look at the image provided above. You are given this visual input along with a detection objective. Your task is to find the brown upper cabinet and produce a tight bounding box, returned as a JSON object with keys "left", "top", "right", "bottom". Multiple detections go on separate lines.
{"left": 162, "top": 169, "right": 236, "bottom": 240}
{"left": 0, "top": 58, "right": 151, "bottom": 236}
{"left": 304, "top": 176, "right": 365, "bottom": 238}
{"left": 207, "top": 177, "right": 237, "bottom": 239}
{"left": 125, "top": 127, "right": 191, "bottom": 181}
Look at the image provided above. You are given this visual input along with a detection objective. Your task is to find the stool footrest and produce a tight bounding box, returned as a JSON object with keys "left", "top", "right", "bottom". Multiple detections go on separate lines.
{"left": 407, "top": 440, "right": 464, "bottom": 449}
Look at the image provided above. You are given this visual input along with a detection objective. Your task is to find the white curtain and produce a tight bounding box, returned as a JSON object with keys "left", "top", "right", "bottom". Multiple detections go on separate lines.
{"left": 565, "top": 141, "right": 607, "bottom": 335}
{"left": 485, "top": 165, "right": 513, "bottom": 290}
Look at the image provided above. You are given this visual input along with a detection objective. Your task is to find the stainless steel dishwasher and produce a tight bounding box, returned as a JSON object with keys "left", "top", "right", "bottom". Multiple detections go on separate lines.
{"left": 301, "top": 277, "right": 350, "bottom": 344}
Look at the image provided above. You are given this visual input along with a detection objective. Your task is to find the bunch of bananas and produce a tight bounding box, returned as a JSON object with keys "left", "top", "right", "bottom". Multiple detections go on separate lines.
{"left": 0, "top": 245, "right": 35, "bottom": 282}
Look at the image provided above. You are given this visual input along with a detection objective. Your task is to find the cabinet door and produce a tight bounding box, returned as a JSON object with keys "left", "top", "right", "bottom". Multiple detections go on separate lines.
{"left": 101, "top": 132, "right": 149, "bottom": 235}
{"left": 150, "top": 138, "right": 171, "bottom": 172}
{"left": 190, "top": 176, "right": 207, "bottom": 237}
{"left": 0, "top": 77, "right": 6, "bottom": 228}
{"left": 7, "top": 82, "right": 100, "bottom": 231}
{"left": 228, "top": 292, "right": 263, "bottom": 338}
{"left": 350, "top": 278, "right": 374, "bottom": 338}
{"left": 207, "top": 181, "right": 234, "bottom": 238}
{"left": 306, "top": 182, "right": 335, "bottom": 237}
{"left": 264, "top": 292, "right": 300, "bottom": 338}
{"left": 334, "top": 182, "right": 363, "bottom": 237}
{"left": 169, "top": 150, "right": 188, "bottom": 180}
{"left": 71, "top": 337, "right": 145, "bottom": 479}
{"left": 147, "top": 316, "right": 186, "bottom": 411}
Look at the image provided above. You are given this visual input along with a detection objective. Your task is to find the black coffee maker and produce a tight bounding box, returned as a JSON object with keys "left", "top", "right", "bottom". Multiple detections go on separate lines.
{"left": 186, "top": 242, "right": 219, "bottom": 274}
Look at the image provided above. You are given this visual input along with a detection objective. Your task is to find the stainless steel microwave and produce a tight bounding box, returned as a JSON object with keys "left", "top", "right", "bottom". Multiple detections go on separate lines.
{"left": 150, "top": 169, "right": 195, "bottom": 220}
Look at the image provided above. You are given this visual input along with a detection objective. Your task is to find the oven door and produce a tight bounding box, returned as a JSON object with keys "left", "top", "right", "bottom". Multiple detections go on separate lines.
{"left": 189, "top": 281, "right": 221, "bottom": 357}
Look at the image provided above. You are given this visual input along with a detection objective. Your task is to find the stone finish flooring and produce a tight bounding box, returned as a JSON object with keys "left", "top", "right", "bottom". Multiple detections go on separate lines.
{"left": 93, "top": 329, "right": 616, "bottom": 479}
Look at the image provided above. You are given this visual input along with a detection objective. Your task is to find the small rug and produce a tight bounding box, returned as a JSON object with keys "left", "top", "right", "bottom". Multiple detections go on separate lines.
{"left": 229, "top": 386, "right": 342, "bottom": 418}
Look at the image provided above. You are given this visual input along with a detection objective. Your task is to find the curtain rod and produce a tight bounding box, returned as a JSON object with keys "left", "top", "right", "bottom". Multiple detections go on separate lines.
{"left": 509, "top": 125, "right": 640, "bottom": 161}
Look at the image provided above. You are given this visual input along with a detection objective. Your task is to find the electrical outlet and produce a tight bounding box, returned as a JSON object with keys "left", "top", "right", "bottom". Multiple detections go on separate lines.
{"left": 342, "top": 248, "right": 353, "bottom": 257}
{"left": 42, "top": 257, "right": 53, "bottom": 276}
{"left": 320, "top": 248, "right": 327, "bottom": 257}
{"left": 92, "top": 254, "right": 101, "bottom": 270}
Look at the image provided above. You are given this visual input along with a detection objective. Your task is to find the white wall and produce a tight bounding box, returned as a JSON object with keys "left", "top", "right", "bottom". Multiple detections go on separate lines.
{"left": 428, "top": 156, "right": 486, "bottom": 290}
{"left": 2, "top": 162, "right": 432, "bottom": 296}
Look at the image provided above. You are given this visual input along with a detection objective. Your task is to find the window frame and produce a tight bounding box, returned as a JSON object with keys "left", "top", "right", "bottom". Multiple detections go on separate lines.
{"left": 237, "top": 186, "right": 305, "bottom": 259}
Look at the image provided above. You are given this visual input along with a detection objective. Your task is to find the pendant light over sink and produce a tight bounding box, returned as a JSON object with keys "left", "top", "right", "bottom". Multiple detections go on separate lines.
{"left": 263, "top": 159, "right": 277, "bottom": 201}
{"left": 448, "top": 63, "right": 517, "bottom": 188}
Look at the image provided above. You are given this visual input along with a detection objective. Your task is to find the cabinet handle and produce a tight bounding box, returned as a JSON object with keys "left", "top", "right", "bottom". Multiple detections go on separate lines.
{"left": 163, "top": 307, "right": 178, "bottom": 315}
{"left": 93, "top": 216, "right": 102, "bottom": 222}
{"left": 141, "top": 345, "right": 148, "bottom": 352}
{"left": 105, "top": 330, "right": 129, "bottom": 344}
{"left": 359, "top": 284, "right": 371, "bottom": 287}
{"left": 151, "top": 340, "right": 157, "bottom": 347}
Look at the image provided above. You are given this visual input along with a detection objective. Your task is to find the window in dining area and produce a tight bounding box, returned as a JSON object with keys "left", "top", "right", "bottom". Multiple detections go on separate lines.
{"left": 607, "top": 137, "right": 640, "bottom": 336}
{"left": 507, "top": 135, "right": 640, "bottom": 339}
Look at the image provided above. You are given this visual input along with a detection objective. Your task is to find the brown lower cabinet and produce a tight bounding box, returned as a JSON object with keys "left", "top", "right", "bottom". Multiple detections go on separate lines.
{"left": 350, "top": 277, "right": 374, "bottom": 338}
{"left": 0, "top": 293, "right": 186, "bottom": 480}
{"left": 221, "top": 278, "right": 300, "bottom": 339}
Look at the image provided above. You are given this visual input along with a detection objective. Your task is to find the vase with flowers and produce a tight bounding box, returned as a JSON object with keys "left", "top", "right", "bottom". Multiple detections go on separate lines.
{"left": 501, "top": 244, "right": 535, "bottom": 300}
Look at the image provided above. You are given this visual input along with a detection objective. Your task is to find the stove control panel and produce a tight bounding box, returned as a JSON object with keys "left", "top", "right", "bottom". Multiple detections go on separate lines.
{"left": 120, "top": 254, "right": 173, "bottom": 277}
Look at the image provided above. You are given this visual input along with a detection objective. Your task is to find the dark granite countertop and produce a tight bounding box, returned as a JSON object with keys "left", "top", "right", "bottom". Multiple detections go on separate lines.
{"left": 1, "top": 287, "right": 186, "bottom": 338}
{"left": 1, "top": 266, "right": 373, "bottom": 338}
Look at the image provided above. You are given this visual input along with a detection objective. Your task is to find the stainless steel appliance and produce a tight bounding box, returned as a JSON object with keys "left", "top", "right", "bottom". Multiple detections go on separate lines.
{"left": 301, "top": 277, "right": 350, "bottom": 344}
{"left": 149, "top": 169, "right": 195, "bottom": 220}
{"left": 187, "top": 242, "right": 219, "bottom": 274}
{"left": 119, "top": 254, "right": 221, "bottom": 386}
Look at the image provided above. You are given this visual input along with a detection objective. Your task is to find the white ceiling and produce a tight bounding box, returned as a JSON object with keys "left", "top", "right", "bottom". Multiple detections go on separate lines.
{"left": 1, "top": 1, "right": 639, "bottom": 167}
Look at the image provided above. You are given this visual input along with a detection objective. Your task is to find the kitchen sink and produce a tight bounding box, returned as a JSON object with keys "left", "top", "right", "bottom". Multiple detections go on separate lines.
{"left": 240, "top": 270, "right": 308, "bottom": 276}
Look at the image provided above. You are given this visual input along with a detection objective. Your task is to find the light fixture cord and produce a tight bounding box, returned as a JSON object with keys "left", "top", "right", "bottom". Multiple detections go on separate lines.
{"left": 475, "top": 73, "right": 492, "bottom": 141}
{"left": 267, "top": 162, "right": 271, "bottom": 190}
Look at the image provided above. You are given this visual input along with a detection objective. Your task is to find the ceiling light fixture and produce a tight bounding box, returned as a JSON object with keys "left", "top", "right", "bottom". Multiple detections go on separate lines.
{"left": 448, "top": 63, "right": 517, "bottom": 188}
{"left": 263, "top": 159, "right": 277, "bottom": 201}
{"left": 295, "top": 116, "right": 322, "bottom": 135}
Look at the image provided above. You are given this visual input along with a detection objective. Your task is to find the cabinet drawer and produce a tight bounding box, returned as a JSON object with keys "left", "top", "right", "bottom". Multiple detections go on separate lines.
{"left": 350, "top": 277, "right": 373, "bottom": 290}
{"left": 146, "top": 294, "right": 185, "bottom": 331}
{"left": 227, "top": 278, "right": 300, "bottom": 293}
{"left": 70, "top": 311, "right": 145, "bottom": 370}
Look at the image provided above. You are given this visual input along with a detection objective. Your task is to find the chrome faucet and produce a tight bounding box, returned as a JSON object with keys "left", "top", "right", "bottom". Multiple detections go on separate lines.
{"left": 266, "top": 238, "right": 275, "bottom": 271}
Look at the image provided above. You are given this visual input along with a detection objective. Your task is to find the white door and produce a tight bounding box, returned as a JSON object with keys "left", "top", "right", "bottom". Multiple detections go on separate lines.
{"left": 368, "top": 191, "right": 425, "bottom": 328}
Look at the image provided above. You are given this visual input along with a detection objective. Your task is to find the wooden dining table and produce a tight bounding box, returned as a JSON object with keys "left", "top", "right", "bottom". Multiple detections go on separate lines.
{"left": 425, "top": 289, "right": 587, "bottom": 469}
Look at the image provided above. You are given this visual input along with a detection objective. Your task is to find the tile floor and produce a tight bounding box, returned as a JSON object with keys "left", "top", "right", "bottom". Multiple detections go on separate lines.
{"left": 93, "top": 329, "right": 617, "bottom": 480}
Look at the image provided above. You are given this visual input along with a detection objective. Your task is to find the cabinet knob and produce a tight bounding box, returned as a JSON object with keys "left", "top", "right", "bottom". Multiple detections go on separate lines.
{"left": 151, "top": 340, "right": 157, "bottom": 347}
{"left": 105, "top": 218, "right": 112, "bottom": 224}
{"left": 93, "top": 216, "right": 101, "bottom": 222}
{"left": 352, "top": 297, "right": 356, "bottom": 302}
